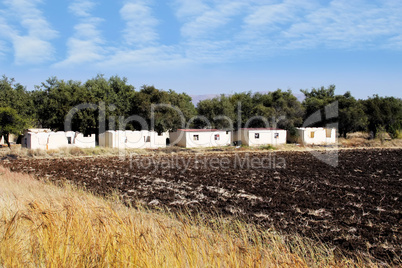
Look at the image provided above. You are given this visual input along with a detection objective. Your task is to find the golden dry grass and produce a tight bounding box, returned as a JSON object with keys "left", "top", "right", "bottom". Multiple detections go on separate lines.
{"left": 0, "top": 166, "right": 380, "bottom": 267}
{"left": 338, "top": 137, "right": 402, "bottom": 148}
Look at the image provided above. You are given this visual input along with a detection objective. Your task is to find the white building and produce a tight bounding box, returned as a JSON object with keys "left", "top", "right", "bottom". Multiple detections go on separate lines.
{"left": 287, "top": 127, "right": 336, "bottom": 145}
{"left": 0, "top": 134, "right": 17, "bottom": 146}
{"left": 65, "top": 131, "right": 96, "bottom": 148}
{"left": 22, "top": 129, "right": 96, "bottom": 149}
{"left": 98, "top": 130, "right": 168, "bottom": 149}
{"left": 233, "top": 128, "right": 287, "bottom": 146}
{"left": 22, "top": 129, "right": 52, "bottom": 150}
{"left": 169, "top": 129, "right": 231, "bottom": 148}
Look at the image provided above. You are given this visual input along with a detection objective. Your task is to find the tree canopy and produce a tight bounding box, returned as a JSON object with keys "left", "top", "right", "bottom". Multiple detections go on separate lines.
{"left": 0, "top": 75, "right": 35, "bottom": 120}
{"left": 0, "top": 74, "right": 401, "bottom": 141}
{"left": 301, "top": 85, "right": 368, "bottom": 137}
{"left": 0, "top": 107, "right": 27, "bottom": 147}
{"left": 363, "top": 95, "right": 402, "bottom": 138}
{"left": 195, "top": 89, "right": 304, "bottom": 130}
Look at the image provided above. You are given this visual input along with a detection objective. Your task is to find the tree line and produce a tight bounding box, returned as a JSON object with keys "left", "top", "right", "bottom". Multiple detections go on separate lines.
{"left": 1, "top": 74, "right": 401, "bottom": 146}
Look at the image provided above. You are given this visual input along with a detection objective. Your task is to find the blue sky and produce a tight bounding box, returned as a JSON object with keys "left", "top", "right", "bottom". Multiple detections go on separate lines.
{"left": 0, "top": 0, "right": 401, "bottom": 100}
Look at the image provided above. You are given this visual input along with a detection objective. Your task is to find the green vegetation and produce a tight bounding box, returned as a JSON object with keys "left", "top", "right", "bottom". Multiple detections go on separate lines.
{"left": 363, "top": 94, "right": 402, "bottom": 138}
{"left": 0, "top": 107, "right": 28, "bottom": 147}
{"left": 0, "top": 75, "right": 402, "bottom": 140}
{"left": 301, "top": 85, "right": 368, "bottom": 138}
{"left": 195, "top": 89, "right": 304, "bottom": 130}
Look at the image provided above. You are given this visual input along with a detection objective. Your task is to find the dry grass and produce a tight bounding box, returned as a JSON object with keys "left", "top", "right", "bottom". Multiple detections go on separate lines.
{"left": 336, "top": 131, "right": 402, "bottom": 148}
{"left": 0, "top": 166, "right": 379, "bottom": 267}
{"left": 338, "top": 137, "right": 402, "bottom": 148}
{"left": 0, "top": 146, "right": 155, "bottom": 159}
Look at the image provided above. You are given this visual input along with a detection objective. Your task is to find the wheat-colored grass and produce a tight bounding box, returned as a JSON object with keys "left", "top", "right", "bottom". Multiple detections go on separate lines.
{"left": 0, "top": 166, "right": 380, "bottom": 267}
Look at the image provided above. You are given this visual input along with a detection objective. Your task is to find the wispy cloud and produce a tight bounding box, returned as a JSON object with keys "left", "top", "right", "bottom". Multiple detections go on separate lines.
{"left": 281, "top": 0, "right": 401, "bottom": 49}
{"left": 0, "top": 14, "right": 15, "bottom": 41}
{"left": 101, "top": 46, "right": 188, "bottom": 69}
{"left": 169, "top": 0, "right": 250, "bottom": 63}
{"left": 171, "top": 0, "right": 402, "bottom": 62}
{"left": 171, "top": 0, "right": 208, "bottom": 18}
{"left": 175, "top": 0, "right": 246, "bottom": 40}
{"left": 244, "top": 0, "right": 310, "bottom": 27}
{"left": 120, "top": 0, "right": 159, "bottom": 46}
{"left": 1, "top": 0, "right": 57, "bottom": 64}
{"left": 55, "top": 0, "right": 105, "bottom": 67}
{"left": 240, "top": 0, "right": 402, "bottom": 51}
{"left": 26, "top": 0, "right": 402, "bottom": 71}
{"left": 68, "top": 0, "right": 96, "bottom": 17}
{"left": 99, "top": 0, "right": 177, "bottom": 68}
{"left": 0, "top": 40, "right": 7, "bottom": 57}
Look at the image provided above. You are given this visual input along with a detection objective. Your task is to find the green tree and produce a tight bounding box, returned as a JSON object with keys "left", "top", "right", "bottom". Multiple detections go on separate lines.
{"left": 301, "top": 85, "right": 336, "bottom": 126}
{"left": 196, "top": 90, "right": 304, "bottom": 130}
{"left": 0, "top": 75, "right": 35, "bottom": 120}
{"left": 301, "top": 85, "right": 368, "bottom": 137}
{"left": 33, "top": 77, "right": 84, "bottom": 132}
{"left": 229, "top": 92, "right": 254, "bottom": 128}
{"left": 251, "top": 89, "right": 304, "bottom": 129}
{"left": 336, "top": 92, "right": 368, "bottom": 137}
{"left": 0, "top": 107, "right": 27, "bottom": 148}
{"left": 130, "top": 85, "right": 196, "bottom": 133}
{"left": 33, "top": 75, "right": 138, "bottom": 135}
{"left": 196, "top": 95, "right": 235, "bottom": 129}
{"left": 83, "top": 74, "right": 136, "bottom": 133}
{"left": 363, "top": 95, "right": 402, "bottom": 138}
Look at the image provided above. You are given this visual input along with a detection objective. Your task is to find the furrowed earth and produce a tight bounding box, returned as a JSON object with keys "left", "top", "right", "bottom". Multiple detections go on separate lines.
{"left": 2, "top": 148, "right": 401, "bottom": 264}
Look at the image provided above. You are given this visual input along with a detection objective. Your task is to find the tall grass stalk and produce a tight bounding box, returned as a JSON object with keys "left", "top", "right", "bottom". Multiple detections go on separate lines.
{"left": 0, "top": 166, "right": 377, "bottom": 267}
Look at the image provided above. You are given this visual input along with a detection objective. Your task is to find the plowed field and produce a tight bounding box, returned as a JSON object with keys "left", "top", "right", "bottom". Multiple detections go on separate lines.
{"left": 2, "top": 148, "right": 401, "bottom": 263}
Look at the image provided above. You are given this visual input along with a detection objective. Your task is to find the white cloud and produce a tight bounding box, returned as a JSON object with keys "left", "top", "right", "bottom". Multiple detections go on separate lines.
{"left": 73, "top": 19, "right": 103, "bottom": 40}
{"left": 0, "top": 15, "right": 15, "bottom": 39}
{"left": 0, "top": 40, "right": 7, "bottom": 57}
{"left": 69, "top": 0, "right": 96, "bottom": 17}
{"left": 241, "top": 0, "right": 402, "bottom": 51}
{"left": 221, "top": 0, "right": 402, "bottom": 56}
{"left": 239, "top": 0, "right": 317, "bottom": 45}
{"left": 62, "top": 19, "right": 105, "bottom": 65}
{"left": 55, "top": 0, "right": 105, "bottom": 67}
{"left": 1, "top": 0, "right": 58, "bottom": 64}
{"left": 101, "top": 46, "right": 188, "bottom": 69}
{"left": 385, "top": 35, "right": 402, "bottom": 50}
{"left": 176, "top": 1, "right": 246, "bottom": 40}
{"left": 172, "top": 0, "right": 208, "bottom": 18}
{"left": 167, "top": 0, "right": 252, "bottom": 64}
{"left": 48, "top": 0, "right": 402, "bottom": 71}
{"left": 120, "top": 0, "right": 159, "bottom": 46}
{"left": 60, "top": 38, "right": 105, "bottom": 65}
{"left": 0, "top": 15, "right": 12, "bottom": 58}
{"left": 13, "top": 36, "right": 55, "bottom": 64}
{"left": 244, "top": 0, "right": 310, "bottom": 27}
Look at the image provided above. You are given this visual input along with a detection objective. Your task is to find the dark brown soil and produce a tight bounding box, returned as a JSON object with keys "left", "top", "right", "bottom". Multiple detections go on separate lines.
{"left": 2, "top": 148, "right": 401, "bottom": 264}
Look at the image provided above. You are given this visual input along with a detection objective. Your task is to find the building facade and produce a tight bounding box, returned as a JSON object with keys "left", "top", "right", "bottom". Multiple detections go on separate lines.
{"left": 233, "top": 128, "right": 287, "bottom": 146}
{"left": 169, "top": 129, "right": 231, "bottom": 148}
{"left": 287, "top": 127, "right": 337, "bottom": 145}
{"left": 98, "top": 130, "right": 168, "bottom": 149}
{"left": 22, "top": 129, "right": 96, "bottom": 149}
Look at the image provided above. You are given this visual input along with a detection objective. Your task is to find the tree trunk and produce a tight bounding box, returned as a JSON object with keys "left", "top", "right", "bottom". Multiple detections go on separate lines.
{"left": 4, "top": 133, "right": 11, "bottom": 149}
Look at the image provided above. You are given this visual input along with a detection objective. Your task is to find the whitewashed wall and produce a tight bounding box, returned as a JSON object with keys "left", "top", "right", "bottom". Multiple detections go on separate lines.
{"left": 169, "top": 130, "right": 231, "bottom": 148}
{"left": 233, "top": 129, "right": 287, "bottom": 146}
